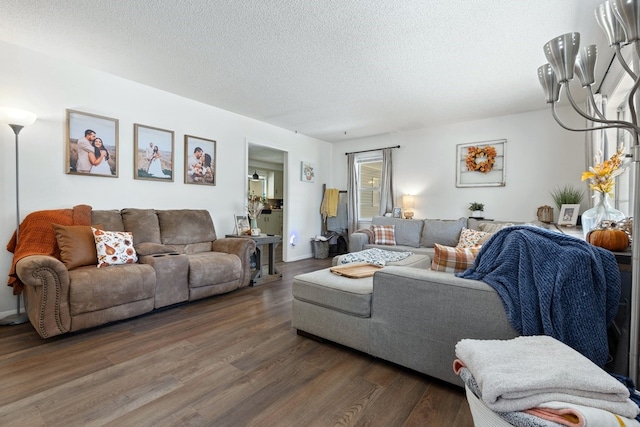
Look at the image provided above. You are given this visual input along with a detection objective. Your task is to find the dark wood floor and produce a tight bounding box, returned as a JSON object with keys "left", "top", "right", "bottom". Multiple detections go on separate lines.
{"left": 0, "top": 257, "right": 473, "bottom": 427}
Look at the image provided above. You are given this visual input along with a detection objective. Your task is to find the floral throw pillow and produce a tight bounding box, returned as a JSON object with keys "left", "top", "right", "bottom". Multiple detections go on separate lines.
{"left": 371, "top": 224, "right": 396, "bottom": 245}
{"left": 456, "top": 227, "right": 489, "bottom": 248}
{"left": 92, "top": 227, "right": 138, "bottom": 267}
{"left": 431, "top": 243, "right": 480, "bottom": 273}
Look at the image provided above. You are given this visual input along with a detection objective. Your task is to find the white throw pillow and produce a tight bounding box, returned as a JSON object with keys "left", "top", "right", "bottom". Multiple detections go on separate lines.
{"left": 92, "top": 227, "right": 138, "bottom": 267}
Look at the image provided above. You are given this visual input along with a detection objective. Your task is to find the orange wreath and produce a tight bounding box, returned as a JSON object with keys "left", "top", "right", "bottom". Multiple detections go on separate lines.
{"left": 465, "top": 145, "right": 496, "bottom": 173}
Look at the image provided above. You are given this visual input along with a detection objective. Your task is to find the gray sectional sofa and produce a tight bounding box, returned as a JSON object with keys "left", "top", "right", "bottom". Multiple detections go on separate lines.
{"left": 16, "top": 208, "right": 255, "bottom": 338}
{"left": 292, "top": 215, "right": 541, "bottom": 386}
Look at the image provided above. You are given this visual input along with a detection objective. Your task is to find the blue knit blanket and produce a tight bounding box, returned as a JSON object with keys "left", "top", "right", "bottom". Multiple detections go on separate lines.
{"left": 456, "top": 226, "right": 621, "bottom": 367}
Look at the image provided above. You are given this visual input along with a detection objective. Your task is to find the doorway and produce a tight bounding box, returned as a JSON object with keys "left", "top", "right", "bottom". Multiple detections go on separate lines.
{"left": 247, "top": 140, "right": 287, "bottom": 263}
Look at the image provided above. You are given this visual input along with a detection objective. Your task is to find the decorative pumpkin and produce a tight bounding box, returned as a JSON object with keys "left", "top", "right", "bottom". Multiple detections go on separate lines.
{"left": 587, "top": 228, "right": 630, "bottom": 251}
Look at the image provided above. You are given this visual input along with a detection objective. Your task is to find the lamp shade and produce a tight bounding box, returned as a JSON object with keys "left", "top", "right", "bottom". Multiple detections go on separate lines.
{"left": 537, "top": 64, "right": 560, "bottom": 103}
{"left": 402, "top": 195, "right": 415, "bottom": 209}
{"left": 611, "top": 0, "right": 640, "bottom": 42}
{"left": 543, "top": 32, "right": 580, "bottom": 83}
{"left": 0, "top": 107, "right": 37, "bottom": 127}
{"left": 574, "top": 45, "right": 598, "bottom": 87}
{"left": 596, "top": 1, "right": 627, "bottom": 45}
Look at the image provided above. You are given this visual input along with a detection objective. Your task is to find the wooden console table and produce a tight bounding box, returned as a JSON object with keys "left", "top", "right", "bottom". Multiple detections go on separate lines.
{"left": 225, "top": 234, "right": 282, "bottom": 286}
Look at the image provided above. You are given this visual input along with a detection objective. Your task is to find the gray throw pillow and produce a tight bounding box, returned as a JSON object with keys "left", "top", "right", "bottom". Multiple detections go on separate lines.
{"left": 371, "top": 216, "right": 423, "bottom": 247}
{"left": 421, "top": 217, "right": 467, "bottom": 247}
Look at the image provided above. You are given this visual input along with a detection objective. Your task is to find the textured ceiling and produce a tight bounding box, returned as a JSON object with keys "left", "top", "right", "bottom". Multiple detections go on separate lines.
{"left": 0, "top": 0, "right": 612, "bottom": 142}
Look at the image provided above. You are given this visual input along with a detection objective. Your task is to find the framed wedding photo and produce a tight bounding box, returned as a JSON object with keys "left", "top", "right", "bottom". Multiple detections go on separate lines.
{"left": 134, "top": 124, "right": 174, "bottom": 181}
{"left": 66, "top": 109, "right": 119, "bottom": 177}
{"left": 184, "top": 134, "right": 216, "bottom": 185}
{"left": 558, "top": 204, "right": 580, "bottom": 226}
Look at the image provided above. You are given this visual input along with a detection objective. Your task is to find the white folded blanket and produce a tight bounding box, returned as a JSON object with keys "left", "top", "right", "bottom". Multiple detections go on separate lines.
{"left": 455, "top": 335, "right": 640, "bottom": 419}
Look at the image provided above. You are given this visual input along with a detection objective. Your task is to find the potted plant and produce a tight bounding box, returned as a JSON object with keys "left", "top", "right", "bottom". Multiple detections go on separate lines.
{"left": 550, "top": 184, "right": 584, "bottom": 211}
{"left": 468, "top": 202, "right": 484, "bottom": 218}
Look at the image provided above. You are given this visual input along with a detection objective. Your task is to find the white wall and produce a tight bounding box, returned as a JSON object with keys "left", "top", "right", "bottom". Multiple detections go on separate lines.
{"left": 0, "top": 41, "right": 332, "bottom": 314}
{"left": 331, "top": 106, "right": 588, "bottom": 223}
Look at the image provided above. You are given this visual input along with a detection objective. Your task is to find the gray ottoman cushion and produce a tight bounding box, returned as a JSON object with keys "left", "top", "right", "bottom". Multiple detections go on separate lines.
{"left": 293, "top": 268, "right": 373, "bottom": 317}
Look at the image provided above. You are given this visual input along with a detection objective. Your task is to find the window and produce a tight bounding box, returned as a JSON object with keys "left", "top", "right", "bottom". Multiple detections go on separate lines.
{"left": 357, "top": 156, "right": 382, "bottom": 220}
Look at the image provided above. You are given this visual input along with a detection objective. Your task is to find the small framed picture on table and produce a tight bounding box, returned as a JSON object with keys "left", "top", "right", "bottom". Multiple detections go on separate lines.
{"left": 558, "top": 204, "right": 580, "bottom": 226}
{"left": 234, "top": 215, "right": 250, "bottom": 235}
{"left": 392, "top": 207, "right": 402, "bottom": 218}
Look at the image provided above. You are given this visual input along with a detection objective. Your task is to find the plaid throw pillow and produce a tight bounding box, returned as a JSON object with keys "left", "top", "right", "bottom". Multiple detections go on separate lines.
{"left": 456, "top": 227, "right": 489, "bottom": 248}
{"left": 371, "top": 224, "right": 396, "bottom": 245}
{"left": 431, "top": 243, "right": 480, "bottom": 273}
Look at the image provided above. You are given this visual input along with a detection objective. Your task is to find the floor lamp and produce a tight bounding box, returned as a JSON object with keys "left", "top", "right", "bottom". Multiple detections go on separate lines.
{"left": 0, "top": 107, "right": 37, "bottom": 325}
{"left": 537, "top": 1, "right": 640, "bottom": 383}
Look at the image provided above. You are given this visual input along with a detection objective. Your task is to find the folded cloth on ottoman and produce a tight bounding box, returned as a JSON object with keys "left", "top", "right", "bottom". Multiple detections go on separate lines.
{"left": 337, "top": 247, "right": 412, "bottom": 266}
{"left": 454, "top": 336, "right": 640, "bottom": 419}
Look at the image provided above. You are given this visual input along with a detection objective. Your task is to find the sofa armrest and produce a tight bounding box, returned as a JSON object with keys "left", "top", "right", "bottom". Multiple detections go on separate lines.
{"left": 370, "top": 266, "right": 518, "bottom": 385}
{"left": 16, "top": 255, "right": 71, "bottom": 338}
{"left": 349, "top": 232, "right": 369, "bottom": 253}
{"left": 212, "top": 238, "right": 257, "bottom": 287}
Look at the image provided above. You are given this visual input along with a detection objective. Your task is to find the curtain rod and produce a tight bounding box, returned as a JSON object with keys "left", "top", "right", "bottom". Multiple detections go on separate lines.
{"left": 344, "top": 145, "right": 400, "bottom": 156}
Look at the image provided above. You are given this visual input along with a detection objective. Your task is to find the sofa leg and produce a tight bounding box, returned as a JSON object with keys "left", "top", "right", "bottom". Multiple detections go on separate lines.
{"left": 296, "top": 329, "right": 324, "bottom": 342}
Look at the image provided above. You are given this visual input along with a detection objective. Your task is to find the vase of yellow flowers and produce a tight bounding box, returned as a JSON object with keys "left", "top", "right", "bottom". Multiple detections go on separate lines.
{"left": 580, "top": 148, "right": 627, "bottom": 239}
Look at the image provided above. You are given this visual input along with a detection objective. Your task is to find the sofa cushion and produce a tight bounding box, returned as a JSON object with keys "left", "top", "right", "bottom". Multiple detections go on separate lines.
{"left": 91, "top": 210, "right": 125, "bottom": 231}
{"left": 121, "top": 208, "right": 161, "bottom": 245}
{"left": 68, "top": 263, "right": 156, "bottom": 315}
{"left": 157, "top": 209, "right": 216, "bottom": 245}
{"left": 92, "top": 228, "right": 138, "bottom": 267}
{"left": 53, "top": 224, "right": 100, "bottom": 270}
{"left": 371, "top": 216, "right": 423, "bottom": 247}
{"left": 457, "top": 228, "right": 489, "bottom": 248}
{"left": 187, "top": 252, "right": 241, "bottom": 288}
{"left": 479, "top": 222, "right": 514, "bottom": 233}
{"left": 421, "top": 217, "right": 467, "bottom": 247}
{"left": 371, "top": 224, "right": 396, "bottom": 245}
{"left": 431, "top": 243, "right": 480, "bottom": 273}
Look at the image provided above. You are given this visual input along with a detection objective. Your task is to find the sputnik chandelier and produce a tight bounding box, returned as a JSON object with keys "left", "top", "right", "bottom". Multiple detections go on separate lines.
{"left": 537, "top": 0, "right": 640, "bottom": 383}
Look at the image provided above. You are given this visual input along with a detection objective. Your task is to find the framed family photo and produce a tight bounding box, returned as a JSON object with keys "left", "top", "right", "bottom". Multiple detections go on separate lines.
{"left": 456, "top": 139, "right": 506, "bottom": 188}
{"left": 66, "top": 109, "right": 119, "bottom": 177}
{"left": 184, "top": 134, "right": 216, "bottom": 185}
{"left": 558, "top": 204, "right": 580, "bottom": 226}
{"left": 134, "top": 124, "right": 174, "bottom": 181}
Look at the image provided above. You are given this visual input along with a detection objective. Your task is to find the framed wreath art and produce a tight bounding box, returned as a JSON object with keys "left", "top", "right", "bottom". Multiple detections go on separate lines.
{"left": 456, "top": 139, "right": 506, "bottom": 187}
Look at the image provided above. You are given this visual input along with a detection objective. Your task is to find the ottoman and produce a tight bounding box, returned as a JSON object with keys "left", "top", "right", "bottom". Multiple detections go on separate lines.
{"left": 292, "top": 267, "right": 374, "bottom": 353}
{"left": 292, "top": 253, "right": 430, "bottom": 354}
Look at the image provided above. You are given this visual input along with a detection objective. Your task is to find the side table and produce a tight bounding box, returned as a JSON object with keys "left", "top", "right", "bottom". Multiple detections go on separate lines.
{"left": 225, "top": 234, "right": 282, "bottom": 286}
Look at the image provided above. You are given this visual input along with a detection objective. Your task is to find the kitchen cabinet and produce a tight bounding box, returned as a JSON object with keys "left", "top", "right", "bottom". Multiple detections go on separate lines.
{"left": 266, "top": 171, "right": 284, "bottom": 199}
{"left": 273, "top": 171, "right": 283, "bottom": 199}
{"left": 257, "top": 210, "right": 283, "bottom": 235}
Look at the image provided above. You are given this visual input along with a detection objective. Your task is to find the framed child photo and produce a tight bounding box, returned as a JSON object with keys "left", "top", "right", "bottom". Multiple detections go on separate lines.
{"left": 184, "top": 134, "right": 216, "bottom": 185}
{"left": 66, "top": 109, "right": 119, "bottom": 177}
{"left": 134, "top": 124, "right": 174, "bottom": 181}
{"left": 558, "top": 204, "right": 580, "bottom": 226}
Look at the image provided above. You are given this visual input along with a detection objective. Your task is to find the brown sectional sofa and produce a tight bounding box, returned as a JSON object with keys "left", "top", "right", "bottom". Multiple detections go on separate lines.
{"left": 16, "top": 208, "right": 256, "bottom": 338}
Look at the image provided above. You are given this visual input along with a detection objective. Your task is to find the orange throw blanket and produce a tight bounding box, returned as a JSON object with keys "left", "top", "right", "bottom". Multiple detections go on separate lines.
{"left": 6, "top": 205, "right": 92, "bottom": 295}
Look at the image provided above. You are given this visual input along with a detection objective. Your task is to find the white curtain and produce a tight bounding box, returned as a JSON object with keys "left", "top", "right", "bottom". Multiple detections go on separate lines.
{"left": 347, "top": 153, "right": 358, "bottom": 235}
{"left": 378, "top": 148, "right": 395, "bottom": 216}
